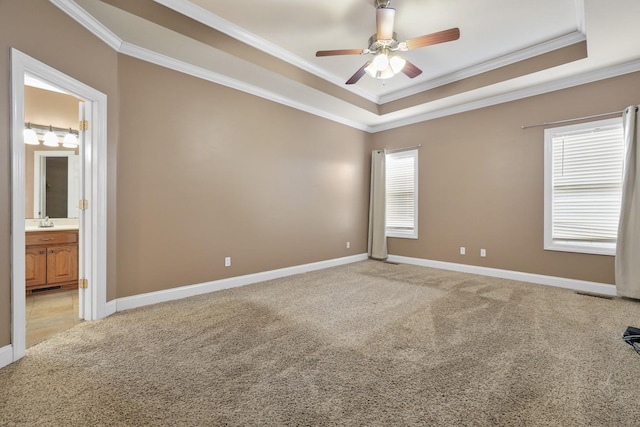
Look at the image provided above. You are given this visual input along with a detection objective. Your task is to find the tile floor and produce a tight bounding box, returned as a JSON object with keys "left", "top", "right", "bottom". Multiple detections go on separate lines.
{"left": 26, "top": 289, "right": 82, "bottom": 348}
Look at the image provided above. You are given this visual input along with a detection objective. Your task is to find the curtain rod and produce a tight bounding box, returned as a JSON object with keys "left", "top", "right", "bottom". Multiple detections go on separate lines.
{"left": 385, "top": 144, "right": 422, "bottom": 153}
{"left": 520, "top": 108, "right": 638, "bottom": 129}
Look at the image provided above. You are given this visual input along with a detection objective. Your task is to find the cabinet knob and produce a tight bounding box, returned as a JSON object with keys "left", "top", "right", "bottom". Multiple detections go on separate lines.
{"left": 39, "top": 238, "right": 54, "bottom": 241}
{"left": 39, "top": 250, "right": 45, "bottom": 254}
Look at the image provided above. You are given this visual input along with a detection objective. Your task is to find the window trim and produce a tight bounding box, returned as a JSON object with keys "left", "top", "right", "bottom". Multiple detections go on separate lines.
{"left": 543, "top": 117, "right": 623, "bottom": 256}
{"left": 385, "top": 149, "right": 418, "bottom": 240}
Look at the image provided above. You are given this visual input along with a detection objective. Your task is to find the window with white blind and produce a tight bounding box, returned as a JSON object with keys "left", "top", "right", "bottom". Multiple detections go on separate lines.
{"left": 386, "top": 149, "right": 418, "bottom": 239}
{"left": 544, "top": 117, "right": 624, "bottom": 255}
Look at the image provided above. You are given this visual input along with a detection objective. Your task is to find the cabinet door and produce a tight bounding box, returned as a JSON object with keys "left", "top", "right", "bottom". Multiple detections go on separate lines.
{"left": 25, "top": 246, "right": 47, "bottom": 289}
{"left": 47, "top": 244, "right": 79, "bottom": 285}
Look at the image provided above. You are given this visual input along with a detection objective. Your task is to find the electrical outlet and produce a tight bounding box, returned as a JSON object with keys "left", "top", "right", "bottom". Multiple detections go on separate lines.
{"left": 480, "top": 249, "right": 486, "bottom": 257}
{"left": 346, "top": 241, "right": 351, "bottom": 249}
{"left": 225, "top": 257, "right": 231, "bottom": 267}
{"left": 460, "top": 246, "right": 465, "bottom": 255}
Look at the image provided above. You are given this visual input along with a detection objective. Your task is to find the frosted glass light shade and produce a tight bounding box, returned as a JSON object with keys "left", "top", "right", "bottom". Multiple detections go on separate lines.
{"left": 389, "top": 56, "right": 406, "bottom": 74}
{"left": 43, "top": 130, "right": 59, "bottom": 147}
{"left": 23, "top": 128, "right": 39, "bottom": 145}
{"left": 372, "top": 53, "right": 390, "bottom": 71}
{"left": 63, "top": 132, "right": 78, "bottom": 148}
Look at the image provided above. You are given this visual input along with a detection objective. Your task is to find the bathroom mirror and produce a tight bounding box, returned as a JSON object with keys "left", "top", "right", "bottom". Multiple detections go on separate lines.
{"left": 28, "top": 150, "right": 80, "bottom": 219}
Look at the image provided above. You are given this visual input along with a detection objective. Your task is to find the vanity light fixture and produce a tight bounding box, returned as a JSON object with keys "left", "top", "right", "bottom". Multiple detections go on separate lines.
{"left": 23, "top": 122, "right": 39, "bottom": 145}
{"left": 62, "top": 128, "right": 78, "bottom": 148}
{"left": 24, "top": 122, "right": 80, "bottom": 147}
{"left": 43, "top": 125, "right": 59, "bottom": 147}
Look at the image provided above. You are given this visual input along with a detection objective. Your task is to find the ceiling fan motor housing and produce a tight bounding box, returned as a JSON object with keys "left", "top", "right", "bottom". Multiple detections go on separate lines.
{"left": 368, "top": 34, "right": 399, "bottom": 54}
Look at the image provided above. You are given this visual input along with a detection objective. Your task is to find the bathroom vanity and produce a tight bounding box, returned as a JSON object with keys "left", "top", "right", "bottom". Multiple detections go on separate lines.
{"left": 25, "top": 228, "right": 78, "bottom": 294}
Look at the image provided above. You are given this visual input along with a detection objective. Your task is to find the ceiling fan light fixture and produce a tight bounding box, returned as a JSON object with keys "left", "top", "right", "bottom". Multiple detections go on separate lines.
{"left": 389, "top": 55, "right": 406, "bottom": 74}
{"left": 365, "top": 62, "right": 395, "bottom": 80}
{"left": 372, "top": 52, "right": 390, "bottom": 71}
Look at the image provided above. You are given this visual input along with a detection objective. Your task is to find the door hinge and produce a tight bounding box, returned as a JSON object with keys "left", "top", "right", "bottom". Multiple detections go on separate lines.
{"left": 79, "top": 199, "right": 89, "bottom": 210}
{"left": 79, "top": 278, "right": 88, "bottom": 289}
{"left": 79, "top": 120, "right": 89, "bottom": 131}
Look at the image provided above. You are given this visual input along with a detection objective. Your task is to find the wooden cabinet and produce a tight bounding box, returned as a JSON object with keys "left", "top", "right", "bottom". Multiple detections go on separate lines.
{"left": 25, "top": 230, "right": 78, "bottom": 294}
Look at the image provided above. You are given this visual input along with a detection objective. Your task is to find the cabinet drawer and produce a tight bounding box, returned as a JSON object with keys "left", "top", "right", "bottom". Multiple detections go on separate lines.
{"left": 26, "top": 231, "right": 78, "bottom": 246}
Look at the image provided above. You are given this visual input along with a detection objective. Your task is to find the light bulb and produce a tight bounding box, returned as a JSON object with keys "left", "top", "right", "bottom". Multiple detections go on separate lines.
{"left": 372, "top": 53, "right": 390, "bottom": 71}
{"left": 63, "top": 129, "right": 78, "bottom": 148}
{"left": 389, "top": 56, "right": 406, "bottom": 74}
{"left": 23, "top": 128, "right": 39, "bottom": 145}
{"left": 43, "top": 126, "right": 59, "bottom": 147}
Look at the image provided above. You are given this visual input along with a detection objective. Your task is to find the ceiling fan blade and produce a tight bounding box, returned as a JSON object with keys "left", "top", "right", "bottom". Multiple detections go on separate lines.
{"left": 346, "top": 61, "right": 372, "bottom": 85}
{"left": 405, "top": 28, "right": 460, "bottom": 50}
{"left": 316, "top": 49, "right": 364, "bottom": 57}
{"left": 376, "top": 7, "right": 396, "bottom": 40}
{"left": 402, "top": 60, "right": 423, "bottom": 79}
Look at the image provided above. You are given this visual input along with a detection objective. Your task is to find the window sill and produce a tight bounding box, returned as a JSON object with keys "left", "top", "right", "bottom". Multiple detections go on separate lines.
{"left": 544, "top": 241, "right": 615, "bottom": 256}
{"left": 387, "top": 233, "right": 418, "bottom": 240}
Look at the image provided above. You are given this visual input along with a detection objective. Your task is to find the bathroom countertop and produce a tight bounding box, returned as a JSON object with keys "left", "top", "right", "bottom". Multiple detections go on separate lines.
{"left": 26, "top": 225, "right": 79, "bottom": 232}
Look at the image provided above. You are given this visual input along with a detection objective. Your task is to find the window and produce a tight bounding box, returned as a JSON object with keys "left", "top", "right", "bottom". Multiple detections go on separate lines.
{"left": 386, "top": 149, "right": 418, "bottom": 239}
{"left": 544, "top": 117, "right": 624, "bottom": 255}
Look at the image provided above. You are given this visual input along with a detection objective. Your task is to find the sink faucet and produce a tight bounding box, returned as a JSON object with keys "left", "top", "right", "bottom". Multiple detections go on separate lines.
{"left": 39, "top": 216, "right": 54, "bottom": 227}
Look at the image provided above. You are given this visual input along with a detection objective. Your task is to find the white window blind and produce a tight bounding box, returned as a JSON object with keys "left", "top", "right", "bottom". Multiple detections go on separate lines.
{"left": 386, "top": 149, "right": 418, "bottom": 239}
{"left": 544, "top": 117, "right": 624, "bottom": 255}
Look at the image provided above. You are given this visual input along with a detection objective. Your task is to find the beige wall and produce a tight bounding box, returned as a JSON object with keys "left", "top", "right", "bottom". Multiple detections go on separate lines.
{"left": 373, "top": 71, "right": 640, "bottom": 284}
{"left": 0, "top": 0, "right": 119, "bottom": 347}
{"left": 24, "top": 87, "right": 81, "bottom": 218}
{"left": 115, "top": 56, "right": 370, "bottom": 297}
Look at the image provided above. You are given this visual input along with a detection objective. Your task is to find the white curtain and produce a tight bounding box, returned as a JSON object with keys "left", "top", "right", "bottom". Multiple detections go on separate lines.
{"left": 368, "top": 150, "right": 388, "bottom": 260}
{"left": 616, "top": 106, "right": 640, "bottom": 299}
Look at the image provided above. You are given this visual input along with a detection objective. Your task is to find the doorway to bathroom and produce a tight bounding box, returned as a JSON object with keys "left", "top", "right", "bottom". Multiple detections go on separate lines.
{"left": 10, "top": 49, "right": 108, "bottom": 363}
{"left": 23, "top": 78, "right": 84, "bottom": 347}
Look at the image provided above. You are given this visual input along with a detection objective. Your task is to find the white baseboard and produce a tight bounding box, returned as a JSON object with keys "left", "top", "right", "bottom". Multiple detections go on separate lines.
{"left": 105, "top": 300, "right": 117, "bottom": 317}
{"left": 0, "top": 344, "right": 13, "bottom": 369}
{"left": 115, "top": 254, "right": 369, "bottom": 312}
{"left": 387, "top": 255, "right": 617, "bottom": 296}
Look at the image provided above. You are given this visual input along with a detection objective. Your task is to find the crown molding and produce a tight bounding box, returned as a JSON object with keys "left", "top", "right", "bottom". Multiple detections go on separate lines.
{"left": 153, "top": 0, "right": 379, "bottom": 104}
{"left": 379, "top": 31, "right": 587, "bottom": 104}
{"left": 575, "top": 0, "right": 586, "bottom": 34}
{"left": 371, "top": 58, "right": 640, "bottom": 132}
{"left": 118, "top": 42, "right": 371, "bottom": 132}
{"left": 49, "top": 0, "right": 122, "bottom": 50}
{"left": 46, "top": 0, "right": 640, "bottom": 135}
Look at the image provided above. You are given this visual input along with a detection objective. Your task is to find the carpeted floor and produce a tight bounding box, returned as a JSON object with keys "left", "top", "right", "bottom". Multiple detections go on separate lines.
{"left": 1, "top": 260, "right": 640, "bottom": 426}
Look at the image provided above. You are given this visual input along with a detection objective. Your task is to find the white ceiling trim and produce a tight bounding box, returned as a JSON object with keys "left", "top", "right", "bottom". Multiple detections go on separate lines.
{"left": 49, "top": 0, "right": 122, "bottom": 50}
{"left": 575, "top": 0, "right": 586, "bottom": 34}
{"left": 153, "top": 0, "right": 378, "bottom": 104}
{"left": 153, "top": 0, "right": 587, "bottom": 107}
{"left": 379, "top": 31, "right": 586, "bottom": 104}
{"left": 47, "top": 0, "right": 640, "bottom": 135}
{"left": 371, "top": 58, "right": 640, "bottom": 132}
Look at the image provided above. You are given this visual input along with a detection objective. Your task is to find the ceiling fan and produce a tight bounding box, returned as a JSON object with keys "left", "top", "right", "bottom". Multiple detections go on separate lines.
{"left": 316, "top": 0, "right": 460, "bottom": 85}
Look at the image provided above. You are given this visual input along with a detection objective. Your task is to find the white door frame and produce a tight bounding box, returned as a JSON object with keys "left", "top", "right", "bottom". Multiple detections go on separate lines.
{"left": 10, "top": 48, "right": 108, "bottom": 362}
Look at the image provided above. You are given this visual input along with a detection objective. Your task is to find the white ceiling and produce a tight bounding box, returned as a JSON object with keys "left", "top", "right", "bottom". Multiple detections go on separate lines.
{"left": 181, "top": 0, "right": 582, "bottom": 99}
{"left": 54, "top": 0, "right": 640, "bottom": 132}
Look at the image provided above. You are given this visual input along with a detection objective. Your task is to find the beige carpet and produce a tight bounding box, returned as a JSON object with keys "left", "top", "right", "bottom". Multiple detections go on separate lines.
{"left": 1, "top": 260, "right": 640, "bottom": 426}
